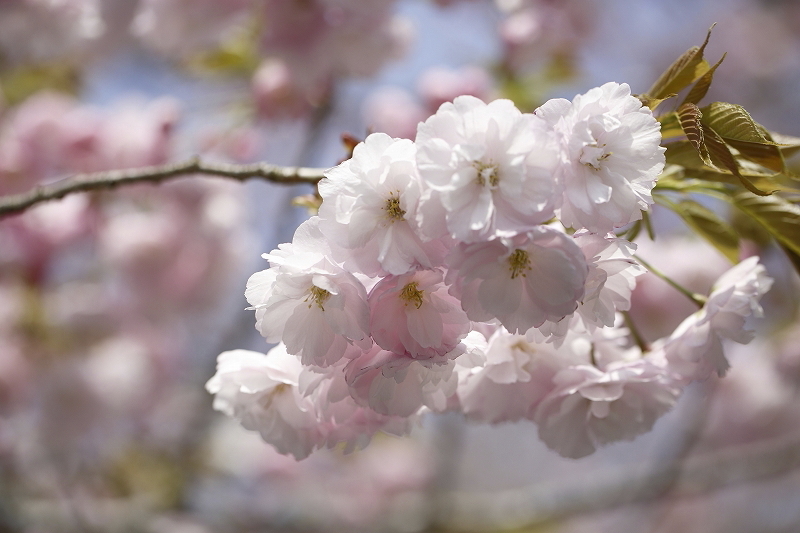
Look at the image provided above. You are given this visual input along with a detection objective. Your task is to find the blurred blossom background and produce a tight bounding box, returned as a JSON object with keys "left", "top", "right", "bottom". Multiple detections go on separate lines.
{"left": 0, "top": 0, "right": 799, "bottom": 532}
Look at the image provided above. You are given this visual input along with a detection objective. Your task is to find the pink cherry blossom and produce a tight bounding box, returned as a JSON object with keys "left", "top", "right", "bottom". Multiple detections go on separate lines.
{"left": 368, "top": 269, "right": 470, "bottom": 359}
{"left": 362, "top": 87, "right": 428, "bottom": 140}
{"left": 131, "top": 0, "right": 251, "bottom": 57}
{"left": 533, "top": 359, "right": 681, "bottom": 458}
{"left": 0, "top": 0, "right": 104, "bottom": 65}
{"left": 446, "top": 226, "right": 588, "bottom": 333}
{"left": 344, "top": 346, "right": 457, "bottom": 417}
{"left": 298, "top": 360, "right": 413, "bottom": 453}
{"left": 246, "top": 265, "right": 370, "bottom": 367}
{"left": 252, "top": 58, "right": 317, "bottom": 119}
{"left": 535, "top": 231, "right": 644, "bottom": 343}
{"left": 259, "top": 0, "right": 411, "bottom": 89}
{"left": 416, "top": 65, "right": 495, "bottom": 111}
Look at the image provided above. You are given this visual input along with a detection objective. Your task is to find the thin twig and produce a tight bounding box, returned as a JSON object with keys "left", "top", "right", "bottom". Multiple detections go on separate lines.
{"left": 622, "top": 311, "right": 649, "bottom": 352}
{"left": 634, "top": 254, "right": 708, "bottom": 308}
{"left": 0, "top": 158, "right": 327, "bottom": 218}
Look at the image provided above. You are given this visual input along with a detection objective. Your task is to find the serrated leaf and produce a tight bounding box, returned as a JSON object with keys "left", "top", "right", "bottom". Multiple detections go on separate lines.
{"left": 665, "top": 140, "right": 707, "bottom": 168}
{"left": 663, "top": 141, "right": 799, "bottom": 192}
{"left": 682, "top": 53, "right": 726, "bottom": 106}
{"left": 732, "top": 192, "right": 800, "bottom": 265}
{"left": 659, "top": 112, "right": 684, "bottom": 139}
{"left": 726, "top": 138, "right": 784, "bottom": 173}
{"left": 648, "top": 26, "right": 713, "bottom": 100}
{"left": 700, "top": 102, "right": 773, "bottom": 144}
{"left": 686, "top": 167, "right": 799, "bottom": 193}
{"left": 671, "top": 198, "right": 740, "bottom": 262}
{"left": 769, "top": 132, "right": 800, "bottom": 159}
{"left": 678, "top": 103, "right": 712, "bottom": 165}
{"left": 701, "top": 124, "right": 773, "bottom": 195}
{"left": 655, "top": 174, "right": 729, "bottom": 194}
{"left": 638, "top": 93, "right": 676, "bottom": 111}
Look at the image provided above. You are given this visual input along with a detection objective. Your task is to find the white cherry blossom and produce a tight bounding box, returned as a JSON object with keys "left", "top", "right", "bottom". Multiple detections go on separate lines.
{"left": 537, "top": 82, "right": 665, "bottom": 232}
{"left": 415, "top": 95, "right": 559, "bottom": 242}
{"left": 246, "top": 220, "right": 370, "bottom": 367}
{"left": 660, "top": 256, "right": 773, "bottom": 381}
{"left": 457, "top": 328, "right": 575, "bottom": 424}
{"left": 205, "top": 347, "right": 324, "bottom": 461}
{"left": 318, "top": 133, "right": 448, "bottom": 276}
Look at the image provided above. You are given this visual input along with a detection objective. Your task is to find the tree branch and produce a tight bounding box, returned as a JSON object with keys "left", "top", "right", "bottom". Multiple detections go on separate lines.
{"left": 0, "top": 157, "right": 327, "bottom": 218}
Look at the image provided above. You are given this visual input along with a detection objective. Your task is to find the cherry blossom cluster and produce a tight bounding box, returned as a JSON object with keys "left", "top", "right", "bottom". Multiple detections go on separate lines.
{"left": 208, "top": 83, "right": 773, "bottom": 460}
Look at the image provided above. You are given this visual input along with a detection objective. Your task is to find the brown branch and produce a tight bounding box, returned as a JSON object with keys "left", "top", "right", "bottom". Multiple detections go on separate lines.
{"left": 0, "top": 157, "right": 327, "bottom": 218}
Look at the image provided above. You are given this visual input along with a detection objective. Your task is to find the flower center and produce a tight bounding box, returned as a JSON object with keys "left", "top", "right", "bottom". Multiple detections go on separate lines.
{"left": 399, "top": 281, "right": 424, "bottom": 309}
{"left": 508, "top": 249, "right": 531, "bottom": 279}
{"left": 472, "top": 160, "right": 499, "bottom": 188}
{"left": 306, "top": 285, "right": 331, "bottom": 311}
{"left": 261, "top": 383, "right": 290, "bottom": 409}
{"left": 384, "top": 193, "right": 406, "bottom": 221}
{"left": 580, "top": 143, "right": 611, "bottom": 170}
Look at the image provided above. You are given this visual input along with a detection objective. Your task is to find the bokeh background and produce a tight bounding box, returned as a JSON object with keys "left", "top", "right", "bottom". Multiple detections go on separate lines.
{"left": 1, "top": 0, "right": 799, "bottom": 531}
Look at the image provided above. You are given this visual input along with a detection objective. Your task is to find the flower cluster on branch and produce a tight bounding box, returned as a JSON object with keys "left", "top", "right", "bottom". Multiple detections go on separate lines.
{"left": 207, "top": 84, "right": 773, "bottom": 460}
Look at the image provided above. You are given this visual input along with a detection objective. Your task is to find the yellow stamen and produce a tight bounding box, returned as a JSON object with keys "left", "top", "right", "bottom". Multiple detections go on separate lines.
{"left": 306, "top": 286, "right": 331, "bottom": 310}
{"left": 399, "top": 281, "right": 424, "bottom": 309}
{"left": 472, "top": 160, "right": 499, "bottom": 187}
{"left": 385, "top": 194, "right": 406, "bottom": 221}
{"left": 508, "top": 249, "right": 531, "bottom": 279}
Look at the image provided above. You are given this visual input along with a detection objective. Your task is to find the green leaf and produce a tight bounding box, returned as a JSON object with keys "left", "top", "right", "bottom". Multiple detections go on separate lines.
{"left": 638, "top": 93, "right": 676, "bottom": 111}
{"left": 658, "top": 112, "right": 684, "bottom": 139}
{"left": 701, "top": 124, "right": 773, "bottom": 195}
{"left": 665, "top": 140, "right": 707, "bottom": 168}
{"left": 726, "top": 138, "right": 784, "bottom": 173}
{"left": 658, "top": 195, "right": 739, "bottom": 262}
{"left": 685, "top": 166, "right": 799, "bottom": 193}
{"left": 642, "top": 210, "right": 656, "bottom": 240}
{"left": 678, "top": 103, "right": 712, "bottom": 165}
{"left": 699, "top": 102, "right": 773, "bottom": 144}
{"left": 769, "top": 132, "right": 800, "bottom": 159}
{"left": 663, "top": 141, "right": 799, "bottom": 193}
{"left": 647, "top": 26, "right": 713, "bottom": 100}
{"left": 682, "top": 53, "right": 726, "bottom": 107}
{"left": 696, "top": 104, "right": 786, "bottom": 172}
{"left": 620, "top": 219, "right": 642, "bottom": 241}
{"left": 732, "top": 193, "right": 800, "bottom": 273}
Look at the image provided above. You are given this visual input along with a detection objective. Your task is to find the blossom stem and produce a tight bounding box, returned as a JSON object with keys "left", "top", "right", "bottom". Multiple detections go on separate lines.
{"left": 634, "top": 254, "right": 708, "bottom": 308}
{"left": 622, "top": 311, "right": 649, "bottom": 353}
{"left": 0, "top": 157, "right": 326, "bottom": 219}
